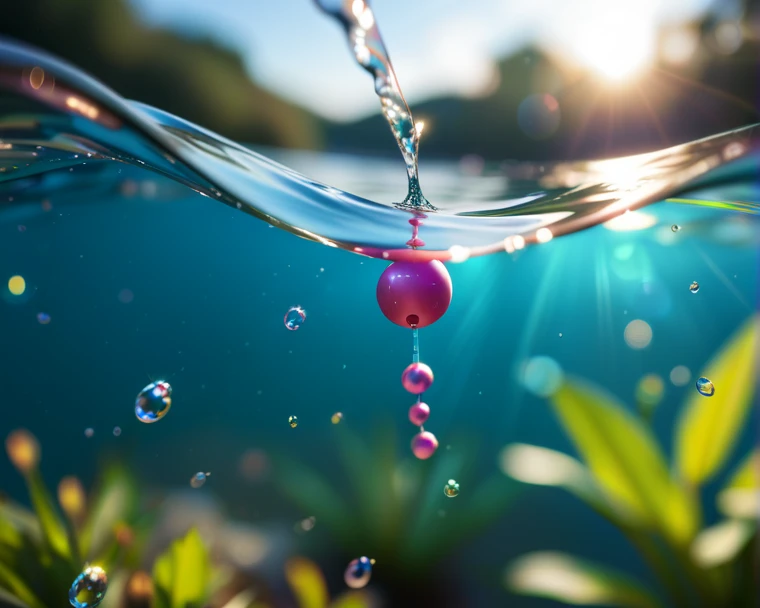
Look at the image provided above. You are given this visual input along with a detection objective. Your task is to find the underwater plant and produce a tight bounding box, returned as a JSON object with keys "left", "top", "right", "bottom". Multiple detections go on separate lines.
{"left": 273, "top": 423, "right": 519, "bottom": 602}
{"left": 501, "top": 316, "right": 758, "bottom": 607}
{"left": 0, "top": 428, "right": 379, "bottom": 608}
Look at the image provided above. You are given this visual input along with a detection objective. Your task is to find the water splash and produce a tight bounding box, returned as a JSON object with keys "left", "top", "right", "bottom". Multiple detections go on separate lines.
{"left": 0, "top": 39, "right": 759, "bottom": 263}
{"left": 312, "top": 0, "right": 432, "bottom": 210}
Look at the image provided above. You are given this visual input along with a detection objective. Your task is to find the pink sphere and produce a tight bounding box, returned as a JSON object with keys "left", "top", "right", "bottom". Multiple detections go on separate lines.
{"left": 411, "top": 431, "right": 439, "bottom": 460}
{"left": 401, "top": 362, "right": 433, "bottom": 394}
{"left": 408, "top": 402, "right": 430, "bottom": 426}
{"left": 376, "top": 260, "right": 452, "bottom": 328}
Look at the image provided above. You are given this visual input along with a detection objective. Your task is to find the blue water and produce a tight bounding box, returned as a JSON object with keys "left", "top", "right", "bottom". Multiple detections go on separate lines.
{"left": 1, "top": 33, "right": 759, "bottom": 608}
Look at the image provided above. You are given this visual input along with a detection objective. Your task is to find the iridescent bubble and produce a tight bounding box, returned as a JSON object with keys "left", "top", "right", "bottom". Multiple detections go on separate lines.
{"left": 69, "top": 566, "right": 108, "bottom": 608}
{"left": 135, "top": 381, "right": 172, "bottom": 423}
{"left": 284, "top": 306, "right": 306, "bottom": 330}
{"left": 331, "top": 412, "right": 343, "bottom": 424}
{"left": 37, "top": 312, "right": 51, "bottom": 324}
{"left": 690, "top": 281, "right": 700, "bottom": 293}
{"left": 443, "top": 479, "right": 460, "bottom": 498}
{"left": 671, "top": 224, "right": 681, "bottom": 232}
{"left": 696, "top": 377, "right": 715, "bottom": 397}
{"left": 190, "top": 472, "right": 209, "bottom": 489}
{"left": 344, "top": 556, "right": 372, "bottom": 589}
{"left": 289, "top": 415, "right": 298, "bottom": 428}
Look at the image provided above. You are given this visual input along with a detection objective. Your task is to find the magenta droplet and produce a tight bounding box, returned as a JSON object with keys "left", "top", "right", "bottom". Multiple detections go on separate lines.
{"left": 376, "top": 260, "right": 452, "bottom": 328}
{"left": 401, "top": 362, "right": 434, "bottom": 394}
{"left": 408, "top": 402, "right": 430, "bottom": 426}
{"left": 411, "top": 431, "right": 439, "bottom": 460}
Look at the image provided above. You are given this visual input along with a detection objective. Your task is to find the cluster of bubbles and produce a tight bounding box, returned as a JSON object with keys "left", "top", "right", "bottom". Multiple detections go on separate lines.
{"left": 284, "top": 306, "right": 306, "bottom": 331}
{"left": 135, "top": 381, "right": 172, "bottom": 423}
{"left": 69, "top": 566, "right": 108, "bottom": 608}
{"left": 344, "top": 556, "right": 373, "bottom": 589}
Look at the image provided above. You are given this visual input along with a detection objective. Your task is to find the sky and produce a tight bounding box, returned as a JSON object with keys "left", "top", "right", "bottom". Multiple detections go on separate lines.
{"left": 129, "top": 0, "right": 733, "bottom": 122}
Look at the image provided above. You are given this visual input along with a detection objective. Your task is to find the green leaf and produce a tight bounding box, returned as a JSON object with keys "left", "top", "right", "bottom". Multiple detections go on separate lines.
{"left": 151, "top": 528, "right": 211, "bottom": 608}
{"left": 717, "top": 450, "right": 759, "bottom": 519}
{"left": 550, "top": 379, "right": 699, "bottom": 545}
{"left": 0, "top": 561, "right": 45, "bottom": 608}
{"left": 506, "top": 551, "right": 662, "bottom": 607}
{"left": 675, "top": 316, "right": 757, "bottom": 486}
{"left": 24, "top": 470, "right": 71, "bottom": 564}
{"left": 79, "top": 464, "right": 137, "bottom": 560}
{"left": 284, "top": 557, "right": 329, "bottom": 608}
{"left": 691, "top": 519, "right": 756, "bottom": 568}
{"left": 500, "top": 444, "right": 627, "bottom": 523}
{"left": 330, "top": 591, "right": 371, "bottom": 608}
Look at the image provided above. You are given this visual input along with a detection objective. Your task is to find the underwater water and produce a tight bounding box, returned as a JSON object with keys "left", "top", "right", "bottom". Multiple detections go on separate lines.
{"left": 1, "top": 5, "right": 759, "bottom": 608}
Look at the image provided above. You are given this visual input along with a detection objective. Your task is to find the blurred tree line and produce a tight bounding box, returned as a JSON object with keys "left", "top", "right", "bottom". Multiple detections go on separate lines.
{"left": 1, "top": 0, "right": 758, "bottom": 161}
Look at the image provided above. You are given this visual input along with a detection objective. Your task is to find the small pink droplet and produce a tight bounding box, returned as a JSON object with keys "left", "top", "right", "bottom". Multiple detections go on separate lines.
{"left": 408, "top": 402, "right": 430, "bottom": 426}
{"left": 411, "top": 431, "right": 438, "bottom": 459}
{"left": 401, "top": 362, "right": 434, "bottom": 394}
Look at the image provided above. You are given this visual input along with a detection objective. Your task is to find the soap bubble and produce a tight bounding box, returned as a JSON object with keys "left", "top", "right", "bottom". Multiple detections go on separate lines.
{"left": 696, "top": 377, "right": 715, "bottom": 397}
{"left": 190, "top": 472, "right": 209, "bottom": 489}
{"left": 135, "top": 381, "right": 172, "bottom": 423}
{"left": 69, "top": 566, "right": 108, "bottom": 608}
{"left": 284, "top": 306, "right": 306, "bottom": 330}
{"left": 344, "top": 556, "right": 372, "bottom": 589}
{"left": 443, "top": 479, "right": 460, "bottom": 498}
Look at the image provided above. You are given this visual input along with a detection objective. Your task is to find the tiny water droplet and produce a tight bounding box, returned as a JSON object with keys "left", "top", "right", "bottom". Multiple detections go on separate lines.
{"left": 69, "top": 566, "right": 108, "bottom": 608}
{"left": 671, "top": 224, "right": 680, "bottom": 232}
{"left": 690, "top": 281, "right": 700, "bottom": 293}
{"left": 331, "top": 412, "right": 343, "bottom": 424}
{"left": 284, "top": 306, "right": 306, "bottom": 330}
{"left": 443, "top": 479, "right": 460, "bottom": 497}
{"left": 344, "top": 556, "right": 372, "bottom": 589}
{"left": 696, "top": 377, "right": 715, "bottom": 397}
{"left": 135, "top": 381, "right": 172, "bottom": 423}
{"left": 190, "top": 472, "right": 209, "bottom": 488}
{"left": 84, "top": 428, "right": 94, "bottom": 438}
{"left": 289, "top": 415, "right": 298, "bottom": 428}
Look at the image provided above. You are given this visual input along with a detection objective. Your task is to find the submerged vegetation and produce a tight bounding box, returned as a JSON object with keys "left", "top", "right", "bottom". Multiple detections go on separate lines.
{"left": 502, "top": 315, "right": 759, "bottom": 607}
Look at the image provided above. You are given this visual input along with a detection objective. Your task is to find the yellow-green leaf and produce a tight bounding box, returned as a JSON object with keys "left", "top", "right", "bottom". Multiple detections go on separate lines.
{"left": 25, "top": 469, "right": 71, "bottom": 563}
{"left": 506, "top": 551, "right": 661, "bottom": 608}
{"left": 284, "top": 557, "right": 329, "bottom": 608}
{"left": 717, "top": 450, "right": 759, "bottom": 519}
{"left": 170, "top": 528, "right": 210, "bottom": 608}
{"left": 79, "top": 465, "right": 137, "bottom": 559}
{"left": 691, "top": 519, "right": 756, "bottom": 568}
{"left": 676, "top": 316, "right": 757, "bottom": 486}
{"left": 550, "top": 379, "right": 699, "bottom": 544}
{"left": 331, "top": 591, "right": 371, "bottom": 608}
{"left": 151, "top": 528, "right": 210, "bottom": 608}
